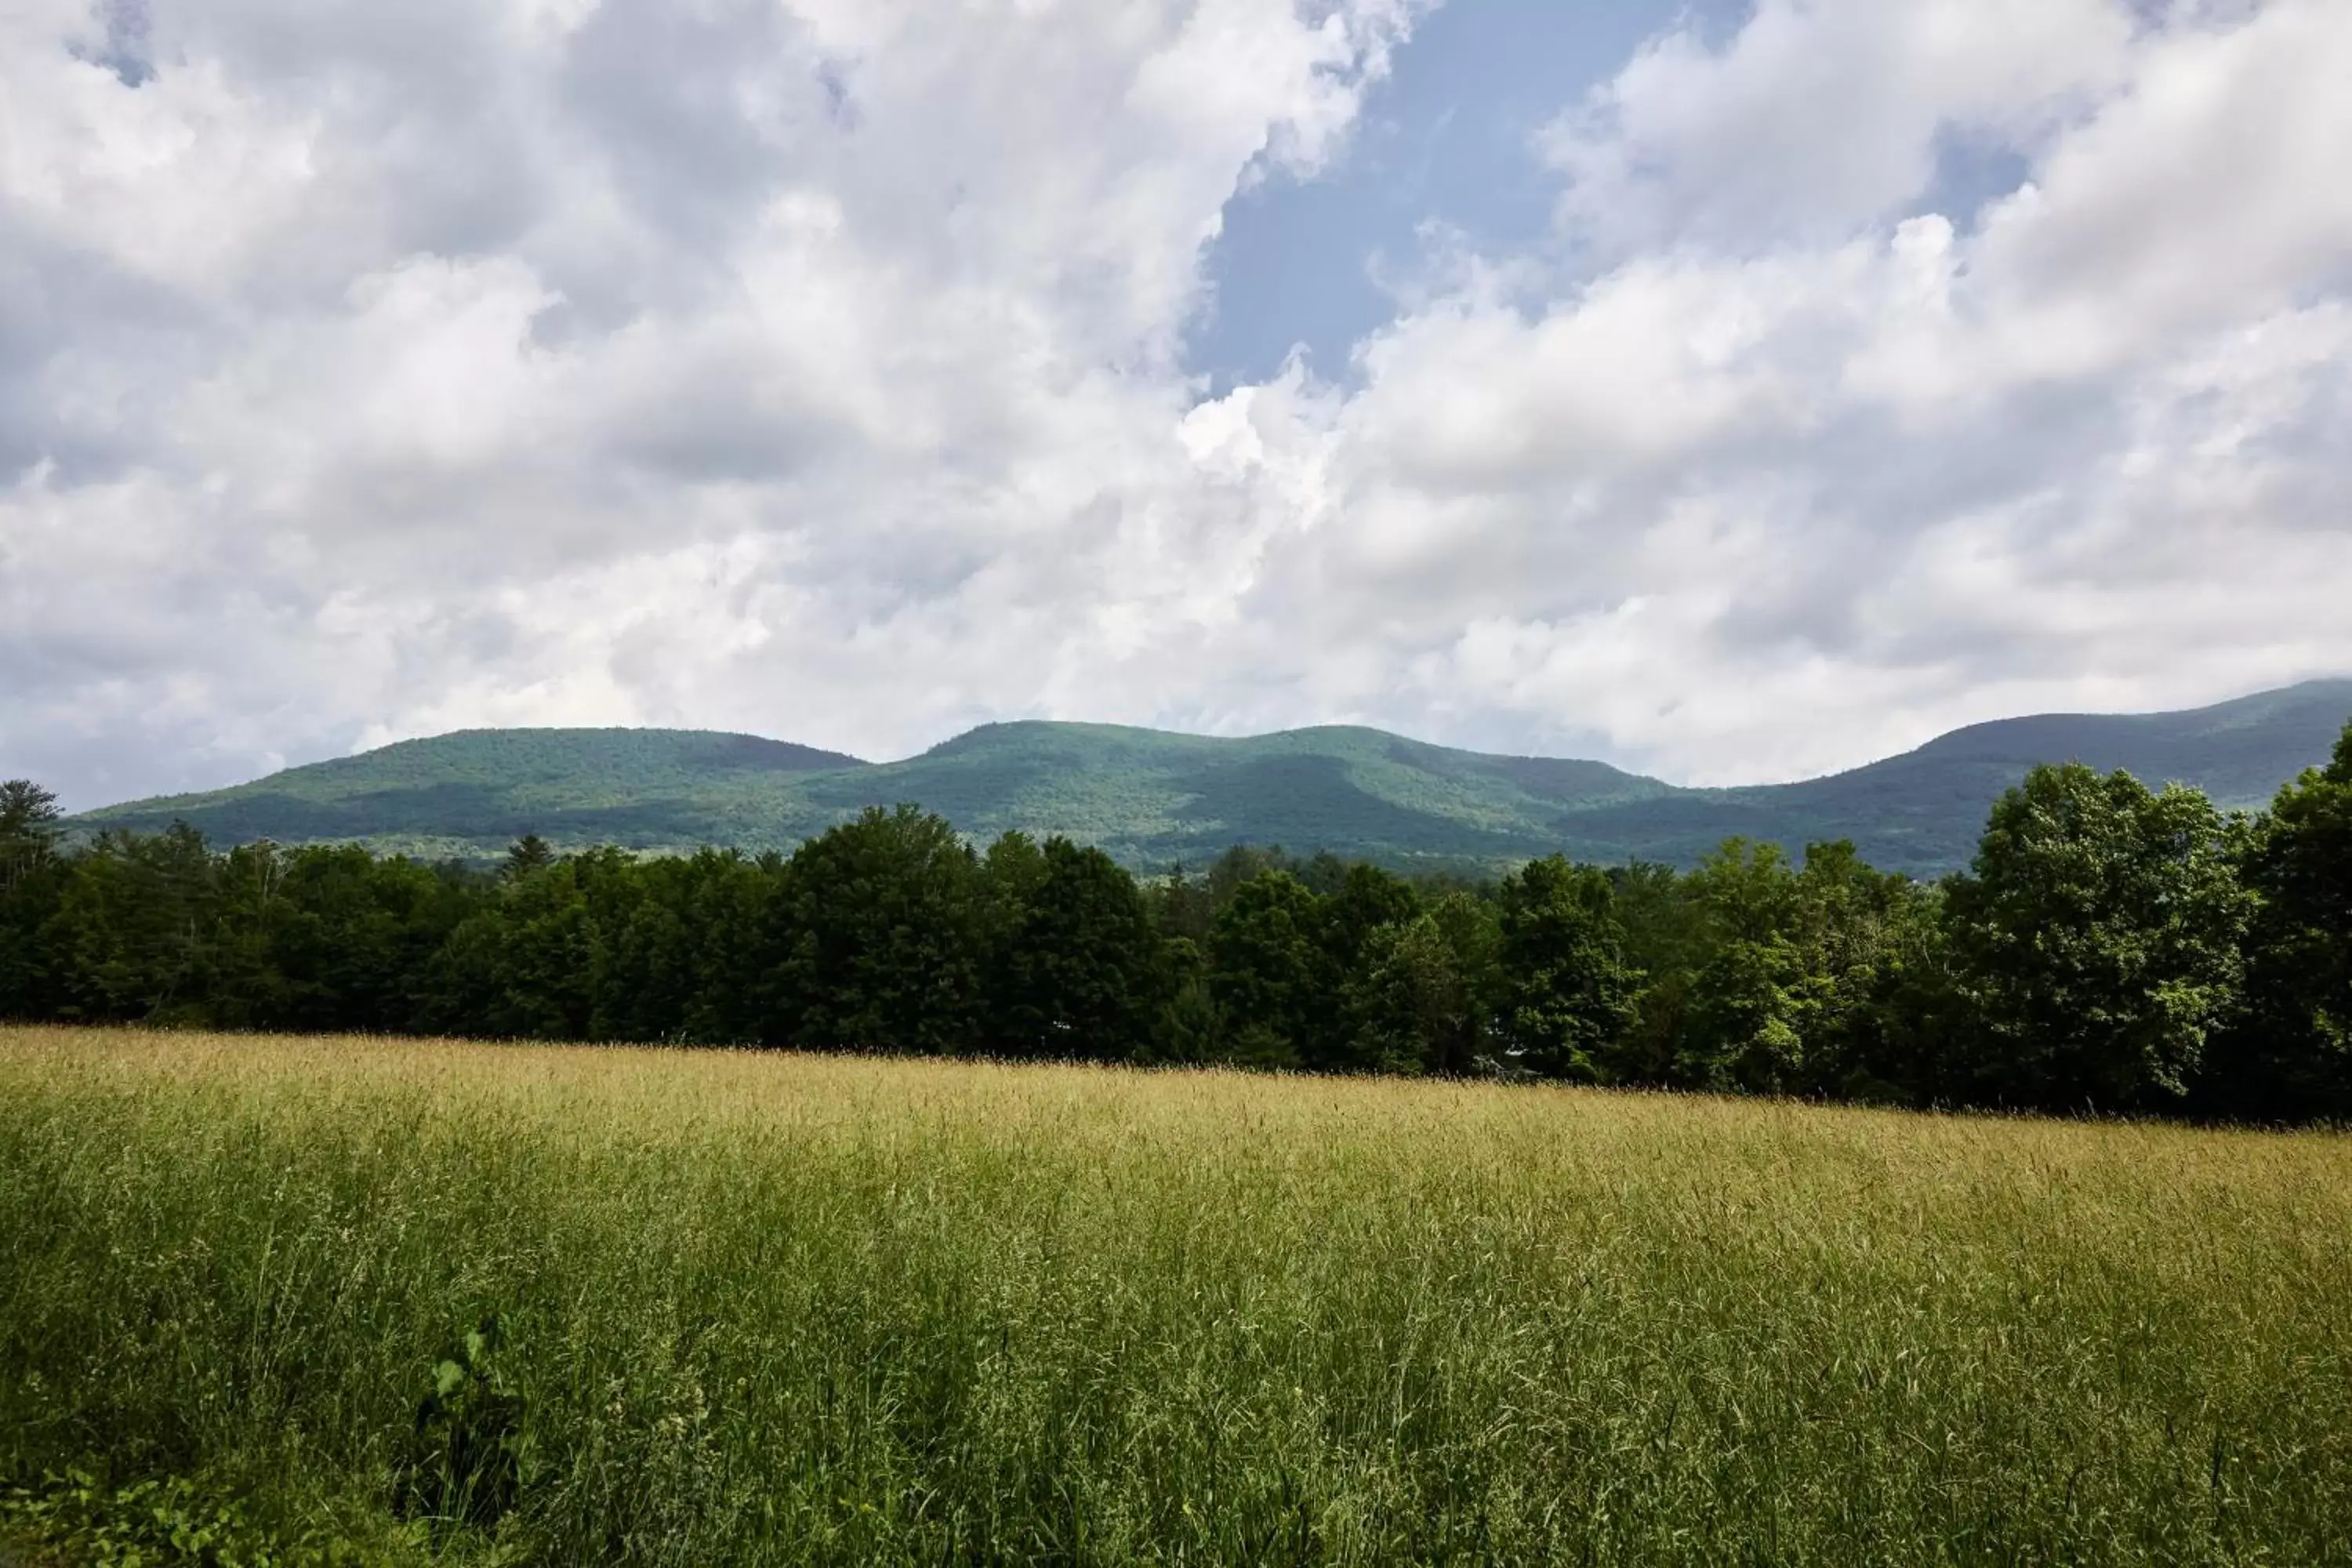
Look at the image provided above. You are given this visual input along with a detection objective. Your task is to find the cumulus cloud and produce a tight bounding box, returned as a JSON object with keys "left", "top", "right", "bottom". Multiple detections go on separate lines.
{"left": 1203, "top": 0, "right": 2352, "bottom": 782}
{"left": 0, "top": 0, "right": 1422, "bottom": 801}
{"left": 1, "top": 0, "right": 2348, "bottom": 806}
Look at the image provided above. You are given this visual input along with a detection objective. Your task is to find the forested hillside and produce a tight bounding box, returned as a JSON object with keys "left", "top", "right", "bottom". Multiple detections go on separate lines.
{"left": 66, "top": 680, "right": 2352, "bottom": 874}
{"left": 73, "top": 728, "right": 869, "bottom": 861}
{"left": 9, "top": 720, "right": 2352, "bottom": 1123}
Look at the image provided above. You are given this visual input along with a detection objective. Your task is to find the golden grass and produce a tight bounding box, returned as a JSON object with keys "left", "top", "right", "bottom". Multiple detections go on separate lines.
{"left": 4, "top": 1025, "right": 2350, "bottom": 1565}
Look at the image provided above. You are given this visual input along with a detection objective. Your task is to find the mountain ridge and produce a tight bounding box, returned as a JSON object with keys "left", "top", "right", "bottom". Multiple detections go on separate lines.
{"left": 64, "top": 679, "right": 2352, "bottom": 876}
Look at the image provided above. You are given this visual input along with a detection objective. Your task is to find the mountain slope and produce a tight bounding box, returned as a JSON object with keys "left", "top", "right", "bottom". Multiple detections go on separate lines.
{"left": 68, "top": 681, "right": 2352, "bottom": 874}
{"left": 74, "top": 729, "right": 869, "bottom": 859}
{"left": 1555, "top": 680, "right": 2352, "bottom": 873}
{"left": 816, "top": 722, "right": 1677, "bottom": 867}
{"left": 77, "top": 720, "right": 1676, "bottom": 868}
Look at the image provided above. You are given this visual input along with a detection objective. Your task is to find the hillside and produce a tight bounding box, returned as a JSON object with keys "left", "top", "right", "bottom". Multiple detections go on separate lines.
{"left": 70, "top": 680, "right": 2352, "bottom": 874}
{"left": 1555, "top": 680, "right": 2352, "bottom": 873}
{"left": 71, "top": 728, "right": 869, "bottom": 862}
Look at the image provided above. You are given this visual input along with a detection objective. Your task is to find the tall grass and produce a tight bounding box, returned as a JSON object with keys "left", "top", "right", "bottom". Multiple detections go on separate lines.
{"left": 2, "top": 1026, "right": 2349, "bottom": 1565}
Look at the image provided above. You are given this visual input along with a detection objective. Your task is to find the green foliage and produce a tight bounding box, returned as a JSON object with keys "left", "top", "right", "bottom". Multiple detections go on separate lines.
{"left": 1662, "top": 840, "right": 1939, "bottom": 1097}
{"left": 0, "top": 1467, "right": 377, "bottom": 1567}
{"left": 422, "top": 856, "right": 598, "bottom": 1040}
{"left": 1207, "top": 872, "right": 1325, "bottom": 1070}
{"left": 406, "top": 1316, "right": 534, "bottom": 1532}
{"left": 2210, "top": 721, "right": 2352, "bottom": 1120}
{"left": 0, "top": 780, "right": 68, "bottom": 1019}
{"left": 985, "top": 837, "right": 1171, "bottom": 1061}
{"left": 0, "top": 779, "right": 63, "bottom": 875}
{"left": 6, "top": 704, "right": 2352, "bottom": 1122}
{"left": 1944, "top": 764, "right": 2253, "bottom": 1113}
{"left": 1339, "top": 914, "right": 1475, "bottom": 1076}
{"left": 1678, "top": 840, "right": 1811, "bottom": 1093}
{"left": 1490, "top": 857, "right": 1638, "bottom": 1082}
{"left": 500, "top": 836, "right": 555, "bottom": 880}
{"left": 258, "top": 848, "right": 472, "bottom": 1034}
{"left": 46, "top": 825, "right": 223, "bottom": 1023}
{"left": 775, "top": 805, "right": 986, "bottom": 1054}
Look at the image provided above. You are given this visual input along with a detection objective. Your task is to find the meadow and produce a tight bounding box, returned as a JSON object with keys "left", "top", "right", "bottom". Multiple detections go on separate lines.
{"left": 3, "top": 1027, "right": 2350, "bottom": 1566}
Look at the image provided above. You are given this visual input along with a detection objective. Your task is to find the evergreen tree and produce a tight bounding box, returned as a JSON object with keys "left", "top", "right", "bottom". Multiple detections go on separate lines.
{"left": 503, "top": 834, "right": 557, "bottom": 880}
{"left": 1146, "top": 864, "right": 1217, "bottom": 946}
{"left": 0, "top": 781, "right": 67, "bottom": 1018}
{"left": 0, "top": 779, "right": 63, "bottom": 882}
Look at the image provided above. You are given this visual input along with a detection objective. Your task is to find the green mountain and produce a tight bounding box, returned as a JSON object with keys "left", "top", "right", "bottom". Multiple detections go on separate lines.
{"left": 1522, "top": 681, "right": 2352, "bottom": 873}
{"left": 70, "top": 680, "right": 2352, "bottom": 876}
{"left": 71, "top": 729, "right": 866, "bottom": 862}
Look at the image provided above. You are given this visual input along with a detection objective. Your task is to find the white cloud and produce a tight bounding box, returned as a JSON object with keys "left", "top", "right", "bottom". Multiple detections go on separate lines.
{"left": 0, "top": 0, "right": 1425, "bottom": 801}
{"left": 1192, "top": 0, "right": 2352, "bottom": 783}
{"left": 2, "top": 0, "right": 2349, "bottom": 809}
{"left": 1539, "top": 0, "right": 2137, "bottom": 252}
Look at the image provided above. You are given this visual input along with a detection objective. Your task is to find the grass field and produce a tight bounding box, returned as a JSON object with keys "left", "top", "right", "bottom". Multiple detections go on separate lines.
{"left": 3, "top": 1028, "right": 2350, "bottom": 1565}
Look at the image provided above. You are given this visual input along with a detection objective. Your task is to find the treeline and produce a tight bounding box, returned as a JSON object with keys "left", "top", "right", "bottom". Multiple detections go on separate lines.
{"left": 2, "top": 724, "right": 2348, "bottom": 1122}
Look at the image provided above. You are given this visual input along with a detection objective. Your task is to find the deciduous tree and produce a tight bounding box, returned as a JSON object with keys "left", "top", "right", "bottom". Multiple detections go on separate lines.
{"left": 1944, "top": 764, "right": 2251, "bottom": 1113}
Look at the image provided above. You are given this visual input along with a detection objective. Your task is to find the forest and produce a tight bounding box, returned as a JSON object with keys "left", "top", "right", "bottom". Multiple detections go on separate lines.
{"left": 4, "top": 720, "right": 2348, "bottom": 1123}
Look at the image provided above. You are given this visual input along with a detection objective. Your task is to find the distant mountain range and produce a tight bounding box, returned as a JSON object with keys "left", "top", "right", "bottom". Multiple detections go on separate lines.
{"left": 67, "top": 680, "right": 2352, "bottom": 876}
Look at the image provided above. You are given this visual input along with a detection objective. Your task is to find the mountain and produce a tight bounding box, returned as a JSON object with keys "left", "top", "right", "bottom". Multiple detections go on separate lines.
{"left": 1544, "top": 680, "right": 2352, "bottom": 873}
{"left": 70, "top": 729, "right": 868, "bottom": 862}
{"left": 68, "top": 681, "right": 2352, "bottom": 876}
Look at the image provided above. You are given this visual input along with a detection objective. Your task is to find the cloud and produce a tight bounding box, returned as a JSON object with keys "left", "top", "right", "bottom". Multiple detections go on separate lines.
{"left": 0, "top": 0, "right": 1422, "bottom": 803}
{"left": 2, "top": 0, "right": 2349, "bottom": 810}
{"left": 1196, "top": 0, "right": 2352, "bottom": 783}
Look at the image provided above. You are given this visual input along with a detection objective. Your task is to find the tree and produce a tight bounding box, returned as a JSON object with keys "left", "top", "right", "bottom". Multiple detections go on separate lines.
{"left": 985, "top": 837, "right": 1170, "bottom": 1060}
{"left": 1608, "top": 861, "right": 1707, "bottom": 1086}
{"left": 1145, "top": 864, "right": 1217, "bottom": 946}
{"left": 771, "top": 806, "right": 985, "bottom": 1055}
{"left": 422, "top": 855, "right": 597, "bottom": 1040}
{"left": 681, "top": 851, "right": 797, "bottom": 1045}
{"left": 195, "top": 840, "right": 299, "bottom": 1028}
{"left": 1311, "top": 863, "right": 1421, "bottom": 1069}
{"left": 2210, "top": 722, "right": 2352, "bottom": 1120}
{"left": 263, "top": 846, "right": 478, "bottom": 1034}
{"left": 503, "top": 834, "right": 557, "bottom": 880}
{"left": 0, "top": 781, "right": 69, "bottom": 1018}
{"left": 1208, "top": 870, "right": 1327, "bottom": 1069}
{"left": 588, "top": 851, "right": 713, "bottom": 1044}
{"left": 1791, "top": 844, "right": 1947, "bottom": 1105}
{"left": 1668, "top": 840, "right": 1937, "bottom": 1098}
{"left": 1679, "top": 840, "right": 1811, "bottom": 1093}
{"left": 1490, "top": 856, "right": 1639, "bottom": 1081}
{"left": 0, "top": 780, "right": 63, "bottom": 882}
{"left": 1341, "top": 913, "right": 1474, "bottom": 1076}
{"left": 1943, "top": 764, "right": 2251, "bottom": 1113}
{"left": 45, "top": 824, "right": 220, "bottom": 1023}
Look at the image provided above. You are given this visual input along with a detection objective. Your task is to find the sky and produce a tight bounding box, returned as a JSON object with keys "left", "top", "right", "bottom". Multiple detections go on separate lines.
{"left": 4, "top": 0, "right": 2350, "bottom": 810}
